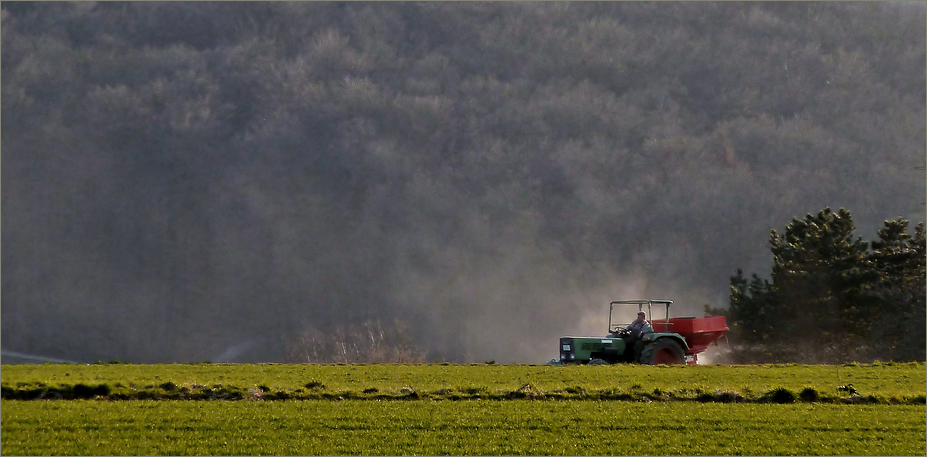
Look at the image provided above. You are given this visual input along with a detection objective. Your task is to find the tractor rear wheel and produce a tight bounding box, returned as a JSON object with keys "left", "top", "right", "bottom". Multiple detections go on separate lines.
{"left": 639, "top": 339, "right": 685, "bottom": 365}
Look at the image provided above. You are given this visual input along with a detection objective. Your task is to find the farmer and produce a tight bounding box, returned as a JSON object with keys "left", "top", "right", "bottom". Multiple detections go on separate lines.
{"left": 624, "top": 311, "right": 653, "bottom": 338}
{"left": 621, "top": 311, "right": 653, "bottom": 362}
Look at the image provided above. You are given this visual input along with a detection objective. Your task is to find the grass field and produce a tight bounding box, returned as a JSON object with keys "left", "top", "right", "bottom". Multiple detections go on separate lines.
{"left": 2, "top": 362, "right": 925, "bottom": 455}
{"left": 2, "top": 400, "right": 924, "bottom": 455}
{"left": 2, "top": 362, "right": 924, "bottom": 402}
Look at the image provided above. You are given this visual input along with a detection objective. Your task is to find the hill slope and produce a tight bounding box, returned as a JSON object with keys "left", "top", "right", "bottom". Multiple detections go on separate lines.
{"left": 2, "top": 2, "right": 924, "bottom": 362}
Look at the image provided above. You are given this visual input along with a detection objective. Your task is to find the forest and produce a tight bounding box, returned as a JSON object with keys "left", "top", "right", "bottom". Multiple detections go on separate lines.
{"left": 2, "top": 2, "right": 924, "bottom": 363}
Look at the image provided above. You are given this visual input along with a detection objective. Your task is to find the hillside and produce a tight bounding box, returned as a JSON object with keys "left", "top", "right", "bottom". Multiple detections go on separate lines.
{"left": 2, "top": 1, "right": 924, "bottom": 363}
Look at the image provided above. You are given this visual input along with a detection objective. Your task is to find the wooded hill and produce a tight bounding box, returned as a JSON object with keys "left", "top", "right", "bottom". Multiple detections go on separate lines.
{"left": 2, "top": 2, "right": 924, "bottom": 363}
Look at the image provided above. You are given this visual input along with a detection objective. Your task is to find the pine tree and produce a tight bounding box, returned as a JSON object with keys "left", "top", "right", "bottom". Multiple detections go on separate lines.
{"left": 730, "top": 209, "right": 925, "bottom": 362}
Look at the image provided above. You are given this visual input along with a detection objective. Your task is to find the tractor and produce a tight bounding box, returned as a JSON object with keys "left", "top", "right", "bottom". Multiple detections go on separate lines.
{"left": 557, "top": 299, "right": 728, "bottom": 365}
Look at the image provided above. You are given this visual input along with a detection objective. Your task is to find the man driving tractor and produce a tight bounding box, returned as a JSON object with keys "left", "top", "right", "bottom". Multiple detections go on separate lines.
{"left": 620, "top": 311, "right": 653, "bottom": 361}
{"left": 625, "top": 311, "right": 654, "bottom": 336}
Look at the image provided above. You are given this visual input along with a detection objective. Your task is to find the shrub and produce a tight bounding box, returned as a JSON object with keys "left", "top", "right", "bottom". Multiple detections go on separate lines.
{"left": 799, "top": 387, "right": 819, "bottom": 402}
{"left": 72, "top": 383, "right": 111, "bottom": 398}
{"left": 764, "top": 387, "right": 796, "bottom": 404}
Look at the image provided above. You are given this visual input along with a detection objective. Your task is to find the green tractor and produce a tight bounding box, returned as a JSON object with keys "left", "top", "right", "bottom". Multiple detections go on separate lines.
{"left": 557, "top": 299, "right": 728, "bottom": 365}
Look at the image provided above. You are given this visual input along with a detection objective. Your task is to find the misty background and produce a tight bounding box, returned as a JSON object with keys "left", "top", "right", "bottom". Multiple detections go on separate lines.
{"left": 2, "top": 2, "right": 924, "bottom": 364}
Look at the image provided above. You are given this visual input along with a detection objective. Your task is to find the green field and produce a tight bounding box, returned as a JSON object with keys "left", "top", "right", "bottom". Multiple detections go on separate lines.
{"left": 2, "top": 363, "right": 925, "bottom": 455}
{"left": 3, "top": 362, "right": 925, "bottom": 402}
{"left": 2, "top": 400, "right": 924, "bottom": 455}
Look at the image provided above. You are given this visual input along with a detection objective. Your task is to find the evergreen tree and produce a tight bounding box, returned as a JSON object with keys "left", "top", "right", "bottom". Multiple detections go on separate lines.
{"left": 768, "top": 208, "right": 871, "bottom": 354}
{"left": 730, "top": 209, "right": 925, "bottom": 362}
{"left": 867, "top": 219, "right": 926, "bottom": 360}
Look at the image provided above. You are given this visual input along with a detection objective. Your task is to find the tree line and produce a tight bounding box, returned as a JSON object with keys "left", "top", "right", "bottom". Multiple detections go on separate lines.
{"left": 724, "top": 208, "right": 924, "bottom": 363}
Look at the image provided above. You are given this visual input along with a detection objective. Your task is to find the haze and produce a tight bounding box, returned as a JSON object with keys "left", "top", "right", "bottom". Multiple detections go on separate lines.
{"left": 2, "top": 2, "right": 924, "bottom": 363}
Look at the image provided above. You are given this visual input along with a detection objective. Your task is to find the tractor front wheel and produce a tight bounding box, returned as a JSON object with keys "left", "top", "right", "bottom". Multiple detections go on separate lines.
{"left": 639, "top": 339, "right": 685, "bottom": 365}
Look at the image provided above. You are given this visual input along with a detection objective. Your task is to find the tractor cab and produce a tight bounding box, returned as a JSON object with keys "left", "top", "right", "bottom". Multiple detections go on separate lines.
{"left": 607, "top": 299, "right": 673, "bottom": 337}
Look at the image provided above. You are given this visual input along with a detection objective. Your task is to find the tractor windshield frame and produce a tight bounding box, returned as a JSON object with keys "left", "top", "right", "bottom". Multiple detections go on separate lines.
{"left": 608, "top": 299, "right": 674, "bottom": 334}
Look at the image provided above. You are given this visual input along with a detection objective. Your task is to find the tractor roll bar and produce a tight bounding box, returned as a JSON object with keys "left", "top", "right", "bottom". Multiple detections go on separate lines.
{"left": 608, "top": 299, "right": 674, "bottom": 333}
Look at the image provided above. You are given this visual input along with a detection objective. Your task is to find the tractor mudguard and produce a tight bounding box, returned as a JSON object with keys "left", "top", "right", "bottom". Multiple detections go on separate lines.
{"left": 640, "top": 332, "right": 689, "bottom": 351}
